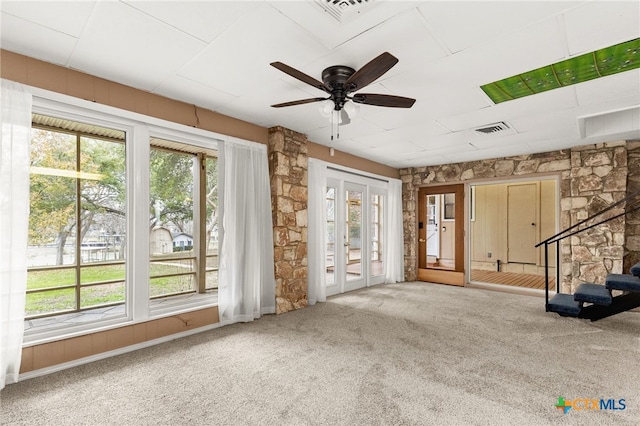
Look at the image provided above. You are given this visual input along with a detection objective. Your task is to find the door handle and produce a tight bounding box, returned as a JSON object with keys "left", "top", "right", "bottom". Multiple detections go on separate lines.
{"left": 419, "top": 238, "right": 426, "bottom": 243}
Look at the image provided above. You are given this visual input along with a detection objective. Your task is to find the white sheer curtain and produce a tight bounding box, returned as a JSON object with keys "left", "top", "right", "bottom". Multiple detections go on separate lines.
{"left": 218, "top": 138, "right": 275, "bottom": 324}
{"left": 385, "top": 178, "right": 404, "bottom": 283}
{"left": 307, "top": 158, "right": 327, "bottom": 305}
{"left": 0, "top": 79, "right": 32, "bottom": 390}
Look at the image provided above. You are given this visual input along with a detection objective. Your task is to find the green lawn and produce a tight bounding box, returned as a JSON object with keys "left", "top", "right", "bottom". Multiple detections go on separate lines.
{"left": 25, "top": 261, "right": 216, "bottom": 317}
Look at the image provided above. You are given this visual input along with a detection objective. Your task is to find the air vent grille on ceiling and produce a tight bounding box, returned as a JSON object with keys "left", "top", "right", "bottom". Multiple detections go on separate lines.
{"left": 315, "top": 0, "right": 373, "bottom": 23}
{"left": 474, "top": 122, "right": 512, "bottom": 135}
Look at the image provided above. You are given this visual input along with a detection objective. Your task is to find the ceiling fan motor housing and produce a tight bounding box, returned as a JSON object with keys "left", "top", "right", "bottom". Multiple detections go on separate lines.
{"left": 322, "top": 65, "right": 355, "bottom": 110}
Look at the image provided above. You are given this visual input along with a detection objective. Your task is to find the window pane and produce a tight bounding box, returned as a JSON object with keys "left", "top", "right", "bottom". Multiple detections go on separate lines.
{"left": 26, "top": 288, "right": 76, "bottom": 317}
{"left": 150, "top": 258, "right": 195, "bottom": 276}
{"left": 326, "top": 186, "right": 336, "bottom": 286}
{"left": 80, "top": 282, "right": 125, "bottom": 309}
{"left": 80, "top": 264, "right": 125, "bottom": 284}
{"left": 205, "top": 156, "right": 219, "bottom": 256}
{"left": 371, "top": 194, "right": 384, "bottom": 277}
{"left": 27, "top": 120, "right": 127, "bottom": 320}
{"left": 149, "top": 146, "right": 196, "bottom": 299}
{"left": 150, "top": 275, "right": 195, "bottom": 298}
{"left": 27, "top": 268, "right": 75, "bottom": 291}
{"left": 346, "top": 189, "right": 362, "bottom": 281}
{"left": 80, "top": 136, "right": 126, "bottom": 265}
{"left": 29, "top": 127, "right": 77, "bottom": 267}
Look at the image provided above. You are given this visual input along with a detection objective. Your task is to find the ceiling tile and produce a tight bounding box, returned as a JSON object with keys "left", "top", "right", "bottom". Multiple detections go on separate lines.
{"left": 333, "top": 9, "right": 448, "bottom": 75}
{"left": 0, "top": 12, "right": 78, "bottom": 65}
{"left": 153, "top": 75, "right": 238, "bottom": 112}
{"left": 123, "top": 1, "right": 254, "bottom": 43}
{"left": 418, "top": 1, "right": 581, "bottom": 53}
{"left": 563, "top": 1, "right": 640, "bottom": 55}
{"left": 574, "top": 69, "right": 640, "bottom": 106}
{"left": 0, "top": 1, "right": 95, "bottom": 37}
{"left": 69, "top": 1, "right": 206, "bottom": 91}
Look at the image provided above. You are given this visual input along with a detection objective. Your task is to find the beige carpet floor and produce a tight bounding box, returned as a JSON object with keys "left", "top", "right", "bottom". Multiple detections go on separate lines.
{"left": 2, "top": 282, "right": 639, "bottom": 425}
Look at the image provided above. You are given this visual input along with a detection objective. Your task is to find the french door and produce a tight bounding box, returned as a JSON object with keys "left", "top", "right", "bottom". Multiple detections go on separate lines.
{"left": 325, "top": 175, "right": 386, "bottom": 297}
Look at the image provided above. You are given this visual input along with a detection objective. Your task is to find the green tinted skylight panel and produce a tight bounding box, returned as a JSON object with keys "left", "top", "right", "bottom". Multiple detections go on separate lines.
{"left": 481, "top": 38, "right": 640, "bottom": 104}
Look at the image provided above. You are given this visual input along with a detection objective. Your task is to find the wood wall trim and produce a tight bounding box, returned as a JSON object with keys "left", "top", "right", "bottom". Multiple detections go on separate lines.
{"left": 307, "top": 140, "right": 399, "bottom": 179}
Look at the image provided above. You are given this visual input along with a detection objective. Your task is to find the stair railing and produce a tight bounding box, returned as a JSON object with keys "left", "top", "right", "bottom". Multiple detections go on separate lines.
{"left": 535, "top": 189, "right": 640, "bottom": 312}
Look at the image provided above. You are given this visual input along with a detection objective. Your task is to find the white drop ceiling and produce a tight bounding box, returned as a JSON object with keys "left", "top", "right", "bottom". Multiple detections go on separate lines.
{"left": 1, "top": 1, "right": 639, "bottom": 168}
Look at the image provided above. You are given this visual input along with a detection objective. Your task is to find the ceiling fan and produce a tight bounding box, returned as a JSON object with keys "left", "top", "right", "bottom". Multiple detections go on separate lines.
{"left": 270, "top": 52, "right": 416, "bottom": 125}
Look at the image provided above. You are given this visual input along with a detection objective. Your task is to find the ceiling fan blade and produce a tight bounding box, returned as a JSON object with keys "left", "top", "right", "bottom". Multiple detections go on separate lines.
{"left": 270, "top": 62, "right": 328, "bottom": 92}
{"left": 345, "top": 52, "right": 399, "bottom": 91}
{"left": 352, "top": 93, "right": 416, "bottom": 108}
{"left": 271, "top": 97, "right": 328, "bottom": 108}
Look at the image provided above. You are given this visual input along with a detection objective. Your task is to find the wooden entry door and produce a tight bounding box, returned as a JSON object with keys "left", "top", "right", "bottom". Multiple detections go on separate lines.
{"left": 418, "top": 184, "right": 465, "bottom": 286}
{"left": 507, "top": 184, "right": 537, "bottom": 264}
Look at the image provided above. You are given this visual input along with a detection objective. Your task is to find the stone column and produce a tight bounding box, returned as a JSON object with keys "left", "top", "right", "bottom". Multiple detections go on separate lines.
{"left": 400, "top": 168, "right": 417, "bottom": 281}
{"left": 267, "top": 126, "right": 308, "bottom": 314}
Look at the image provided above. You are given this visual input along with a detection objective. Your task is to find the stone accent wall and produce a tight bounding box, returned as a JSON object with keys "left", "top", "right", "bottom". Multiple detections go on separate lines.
{"left": 566, "top": 143, "right": 627, "bottom": 291}
{"left": 268, "top": 126, "right": 308, "bottom": 313}
{"left": 399, "top": 142, "right": 628, "bottom": 292}
{"left": 624, "top": 141, "right": 640, "bottom": 271}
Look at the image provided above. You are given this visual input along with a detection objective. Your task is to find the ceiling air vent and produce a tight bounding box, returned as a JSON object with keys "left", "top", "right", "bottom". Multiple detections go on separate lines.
{"left": 315, "top": 0, "right": 374, "bottom": 23}
{"left": 473, "top": 121, "right": 515, "bottom": 136}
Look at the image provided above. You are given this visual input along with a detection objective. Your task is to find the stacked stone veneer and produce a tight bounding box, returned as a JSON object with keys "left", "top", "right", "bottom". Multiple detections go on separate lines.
{"left": 267, "top": 126, "right": 308, "bottom": 314}
{"left": 399, "top": 142, "right": 629, "bottom": 293}
{"left": 624, "top": 141, "right": 640, "bottom": 271}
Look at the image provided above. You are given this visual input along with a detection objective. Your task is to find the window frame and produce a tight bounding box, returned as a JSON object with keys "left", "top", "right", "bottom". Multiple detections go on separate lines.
{"left": 24, "top": 89, "right": 222, "bottom": 346}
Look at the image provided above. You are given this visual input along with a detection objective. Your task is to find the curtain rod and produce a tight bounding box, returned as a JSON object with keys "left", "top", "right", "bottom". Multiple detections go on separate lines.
{"left": 326, "top": 166, "right": 389, "bottom": 183}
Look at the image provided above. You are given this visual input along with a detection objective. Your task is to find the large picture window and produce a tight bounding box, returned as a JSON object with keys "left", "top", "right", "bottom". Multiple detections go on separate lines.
{"left": 25, "top": 110, "right": 219, "bottom": 339}
{"left": 26, "top": 115, "right": 126, "bottom": 320}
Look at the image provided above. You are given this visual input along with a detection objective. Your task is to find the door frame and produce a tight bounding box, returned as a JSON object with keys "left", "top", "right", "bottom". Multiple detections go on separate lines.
{"left": 466, "top": 175, "right": 560, "bottom": 291}
{"left": 325, "top": 169, "right": 389, "bottom": 296}
{"left": 417, "top": 184, "right": 465, "bottom": 286}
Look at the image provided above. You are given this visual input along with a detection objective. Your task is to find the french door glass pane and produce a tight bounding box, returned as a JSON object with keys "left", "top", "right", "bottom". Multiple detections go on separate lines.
{"left": 371, "top": 194, "right": 383, "bottom": 277}
{"left": 346, "top": 189, "right": 362, "bottom": 281}
{"left": 326, "top": 187, "right": 336, "bottom": 286}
